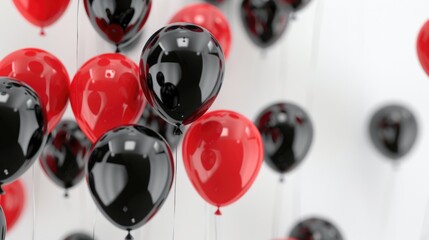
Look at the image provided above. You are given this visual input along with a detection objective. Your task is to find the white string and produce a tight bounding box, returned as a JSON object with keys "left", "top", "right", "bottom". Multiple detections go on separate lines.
{"left": 420, "top": 191, "right": 429, "bottom": 239}
{"left": 76, "top": 0, "right": 80, "bottom": 72}
{"left": 271, "top": 179, "right": 284, "bottom": 239}
{"left": 381, "top": 165, "right": 399, "bottom": 240}
{"left": 92, "top": 208, "right": 97, "bottom": 240}
{"left": 32, "top": 165, "right": 36, "bottom": 240}
{"left": 172, "top": 148, "right": 179, "bottom": 240}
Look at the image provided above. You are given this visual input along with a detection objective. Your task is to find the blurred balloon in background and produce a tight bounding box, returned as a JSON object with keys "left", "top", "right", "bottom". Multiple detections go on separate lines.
{"left": 140, "top": 23, "right": 225, "bottom": 134}
{"left": 84, "top": 0, "right": 152, "bottom": 52}
{"left": 0, "top": 207, "right": 5, "bottom": 240}
{"left": 0, "top": 48, "right": 70, "bottom": 133}
{"left": 289, "top": 217, "right": 343, "bottom": 240}
{"left": 369, "top": 105, "right": 418, "bottom": 161}
{"left": 12, "top": 0, "right": 70, "bottom": 35}
{"left": 86, "top": 125, "right": 174, "bottom": 239}
{"left": 64, "top": 232, "right": 94, "bottom": 240}
{"left": 240, "top": 0, "right": 292, "bottom": 48}
{"left": 417, "top": 20, "right": 429, "bottom": 77}
{"left": 170, "top": 3, "right": 232, "bottom": 58}
{"left": 0, "top": 180, "right": 26, "bottom": 231}
{"left": 182, "top": 110, "right": 263, "bottom": 215}
{"left": 205, "top": 0, "right": 225, "bottom": 5}
{"left": 138, "top": 105, "right": 182, "bottom": 149}
{"left": 70, "top": 53, "right": 145, "bottom": 143}
{"left": 280, "top": 0, "right": 312, "bottom": 12}
{"left": 255, "top": 102, "right": 313, "bottom": 179}
{"left": 0, "top": 78, "right": 47, "bottom": 192}
{"left": 39, "top": 120, "right": 91, "bottom": 197}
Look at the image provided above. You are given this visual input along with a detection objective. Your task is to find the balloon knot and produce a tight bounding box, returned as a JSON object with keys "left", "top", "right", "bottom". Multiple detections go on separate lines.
{"left": 115, "top": 45, "right": 120, "bottom": 53}
{"left": 215, "top": 207, "right": 222, "bottom": 216}
{"left": 40, "top": 28, "right": 45, "bottom": 36}
{"left": 279, "top": 176, "right": 285, "bottom": 183}
{"left": 125, "top": 231, "right": 133, "bottom": 240}
{"left": 173, "top": 125, "right": 183, "bottom": 135}
{"left": 64, "top": 191, "right": 69, "bottom": 198}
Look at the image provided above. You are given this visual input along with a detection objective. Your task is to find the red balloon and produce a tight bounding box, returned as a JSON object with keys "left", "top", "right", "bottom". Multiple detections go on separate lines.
{"left": 13, "top": 0, "right": 70, "bottom": 35}
{"left": 0, "top": 48, "right": 70, "bottom": 133}
{"left": 182, "top": 110, "right": 263, "bottom": 214}
{"left": 0, "top": 180, "right": 26, "bottom": 231}
{"left": 170, "top": 3, "right": 232, "bottom": 58}
{"left": 417, "top": 20, "right": 429, "bottom": 76}
{"left": 70, "top": 54, "right": 145, "bottom": 143}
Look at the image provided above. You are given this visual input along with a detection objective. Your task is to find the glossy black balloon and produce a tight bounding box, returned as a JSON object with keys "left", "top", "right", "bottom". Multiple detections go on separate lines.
{"left": 241, "top": 0, "right": 292, "bottom": 48}
{"left": 140, "top": 23, "right": 225, "bottom": 132}
{"left": 369, "top": 105, "right": 418, "bottom": 160}
{"left": 289, "top": 218, "right": 343, "bottom": 240}
{"left": 39, "top": 120, "right": 91, "bottom": 196}
{"left": 64, "top": 232, "right": 93, "bottom": 240}
{"left": 255, "top": 102, "right": 313, "bottom": 175}
{"left": 138, "top": 105, "right": 182, "bottom": 149}
{"left": 0, "top": 207, "right": 5, "bottom": 240}
{"left": 84, "top": 0, "right": 152, "bottom": 52}
{"left": 86, "top": 125, "right": 174, "bottom": 236}
{"left": 0, "top": 77, "right": 47, "bottom": 193}
{"left": 280, "top": 0, "right": 312, "bottom": 11}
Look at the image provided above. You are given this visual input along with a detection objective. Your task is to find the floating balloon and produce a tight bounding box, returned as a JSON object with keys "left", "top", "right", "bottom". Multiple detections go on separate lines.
{"left": 0, "top": 78, "right": 47, "bottom": 192}
{"left": 84, "top": 0, "right": 152, "bottom": 52}
{"left": 87, "top": 125, "right": 174, "bottom": 239}
{"left": 417, "top": 20, "right": 429, "bottom": 77}
{"left": 281, "top": 0, "right": 312, "bottom": 11}
{"left": 13, "top": 0, "right": 70, "bottom": 35}
{"left": 64, "top": 232, "right": 93, "bottom": 240}
{"left": 0, "top": 207, "right": 5, "bottom": 240}
{"left": 206, "top": 0, "right": 225, "bottom": 4}
{"left": 140, "top": 23, "right": 225, "bottom": 134}
{"left": 138, "top": 105, "right": 182, "bottom": 150}
{"left": 39, "top": 120, "right": 91, "bottom": 197}
{"left": 255, "top": 102, "right": 313, "bottom": 177}
{"left": 182, "top": 110, "right": 263, "bottom": 215}
{"left": 240, "top": 0, "right": 292, "bottom": 48}
{"left": 369, "top": 105, "right": 418, "bottom": 160}
{"left": 0, "top": 48, "right": 70, "bottom": 133}
{"left": 70, "top": 53, "right": 145, "bottom": 143}
{"left": 170, "top": 3, "right": 232, "bottom": 58}
{"left": 289, "top": 218, "right": 343, "bottom": 240}
{"left": 0, "top": 180, "right": 26, "bottom": 231}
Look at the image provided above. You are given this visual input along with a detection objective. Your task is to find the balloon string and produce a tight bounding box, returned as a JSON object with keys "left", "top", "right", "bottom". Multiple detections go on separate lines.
{"left": 32, "top": 165, "right": 36, "bottom": 240}
{"left": 214, "top": 214, "right": 220, "bottom": 240}
{"left": 205, "top": 203, "right": 209, "bottom": 240}
{"left": 271, "top": 179, "right": 284, "bottom": 239}
{"left": 93, "top": 208, "right": 97, "bottom": 240}
{"left": 172, "top": 148, "right": 178, "bottom": 240}
{"left": 420, "top": 191, "right": 429, "bottom": 239}
{"left": 76, "top": 0, "right": 80, "bottom": 71}
{"left": 381, "top": 165, "right": 399, "bottom": 240}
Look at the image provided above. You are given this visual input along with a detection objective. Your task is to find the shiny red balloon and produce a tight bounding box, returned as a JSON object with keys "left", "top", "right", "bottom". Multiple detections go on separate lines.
{"left": 417, "top": 20, "right": 429, "bottom": 76}
{"left": 13, "top": 0, "right": 70, "bottom": 35}
{"left": 0, "top": 180, "right": 26, "bottom": 231}
{"left": 70, "top": 54, "right": 145, "bottom": 143}
{"left": 0, "top": 48, "right": 70, "bottom": 133}
{"left": 182, "top": 110, "right": 263, "bottom": 214}
{"left": 170, "top": 3, "right": 232, "bottom": 58}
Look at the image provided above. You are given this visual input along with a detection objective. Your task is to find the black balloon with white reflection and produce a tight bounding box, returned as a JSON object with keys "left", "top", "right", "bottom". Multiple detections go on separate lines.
{"left": 86, "top": 125, "right": 174, "bottom": 239}
{"left": 369, "top": 105, "right": 418, "bottom": 160}
{"left": 240, "top": 0, "right": 293, "bottom": 48}
{"left": 0, "top": 207, "right": 5, "bottom": 240}
{"left": 255, "top": 102, "right": 313, "bottom": 176}
{"left": 140, "top": 23, "right": 225, "bottom": 134}
{"left": 0, "top": 77, "right": 47, "bottom": 194}
{"left": 83, "top": 0, "right": 152, "bottom": 52}
{"left": 289, "top": 217, "right": 343, "bottom": 240}
{"left": 39, "top": 120, "right": 91, "bottom": 197}
{"left": 64, "top": 232, "right": 93, "bottom": 240}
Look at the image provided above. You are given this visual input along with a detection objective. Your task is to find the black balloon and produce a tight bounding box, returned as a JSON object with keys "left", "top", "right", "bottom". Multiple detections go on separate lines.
{"left": 369, "top": 105, "right": 418, "bottom": 160}
{"left": 138, "top": 105, "right": 182, "bottom": 149}
{"left": 206, "top": 0, "right": 225, "bottom": 4}
{"left": 241, "top": 0, "right": 292, "bottom": 48}
{"left": 84, "top": 0, "right": 152, "bottom": 52}
{"left": 64, "top": 232, "right": 93, "bottom": 240}
{"left": 281, "top": 0, "right": 312, "bottom": 11}
{"left": 39, "top": 120, "right": 91, "bottom": 197}
{"left": 0, "top": 207, "right": 5, "bottom": 240}
{"left": 86, "top": 125, "right": 174, "bottom": 239}
{"left": 289, "top": 218, "right": 343, "bottom": 240}
{"left": 140, "top": 23, "right": 225, "bottom": 134}
{"left": 0, "top": 77, "right": 47, "bottom": 194}
{"left": 255, "top": 102, "right": 313, "bottom": 176}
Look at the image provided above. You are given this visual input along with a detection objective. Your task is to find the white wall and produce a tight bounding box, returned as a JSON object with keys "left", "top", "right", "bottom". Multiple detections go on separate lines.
{"left": 1, "top": 0, "right": 429, "bottom": 239}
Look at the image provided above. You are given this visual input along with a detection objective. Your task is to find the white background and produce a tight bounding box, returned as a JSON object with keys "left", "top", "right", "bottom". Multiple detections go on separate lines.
{"left": 1, "top": 0, "right": 429, "bottom": 239}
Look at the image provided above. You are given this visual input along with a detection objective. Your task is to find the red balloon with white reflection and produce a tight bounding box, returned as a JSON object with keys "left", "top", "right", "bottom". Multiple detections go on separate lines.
{"left": 0, "top": 180, "right": 26, "bottom": 231}
{"left": 70, "top": 54, "right": 145, "bottom": 143}
{"left": 0, "top": 48, "right": 70, "bottom": 133}
{"left": 182, "top": 110, "right": 263, "bottom": 214}
{"left": 170, "top": 3, "right": 232, "bottom": 58}
{"left": 417, "top": 20, "right": 429, "bottom": 77}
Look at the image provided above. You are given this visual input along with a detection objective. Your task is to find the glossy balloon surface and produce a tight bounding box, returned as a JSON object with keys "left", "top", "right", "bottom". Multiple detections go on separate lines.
{"left": 84, "top": 0, "right": 152, "bottom": 50}
{"left": 64, "top": 232, "right": 93, "bottom": 240}
{"left": 182, "top": 110, "right": 263, "bottom": 211}
{"left": 0, "top": 207, "right": 5, "bottom": 240}
{"left": 369, "top": 105, "right": 418, "bottom": 160}
{"left": 0, "top": 78, "right": 47, "bottom": 189}
{"left": 0, "top": 180, "right": 26, "bottom": 231}
{"left": 289, "top": 218, "right": 343, "bottom": 240}
{"left": 140, "top": 23, "right": 225, "bottom": 129}
{"left": 255, "top": 102, "right": 313, "bottom": 174}
{"left": 70, "top": 53, "right": 145, "bottom": 143}
{"left": 87, "top": 125, "right": 174, "bottom": 231}
{"left": 40, "top": 120, "right": 91, "bottom": 194}
{"left": 280, "top": 0, "right": 312, "bottom": 11}
{"left": 417, "top": 20, "right": 429, "bottom": 77}
{"left": 170, "top": 3, "right": 232, "bottom": 58}
{"left": 0, "top": 48, "right": 70, "bottom": 133}
{"left": 13, "top": 0, "right": 70, "bottom": 32}
{"left": 138, "top": 105, "right": 182, "bottom": 149}
{"left": 240, "top": 0, "right": 292, "bottom": 48}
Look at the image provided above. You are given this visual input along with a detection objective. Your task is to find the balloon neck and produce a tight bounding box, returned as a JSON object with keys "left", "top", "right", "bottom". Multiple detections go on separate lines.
{"left": 290, "top": 12, "right": 297, "bottom": 21}
{"left": 40, "top": 28, "right": 45, "bottom": 36}
{"left": 64, "top": 190, "right": 69, "bottom": 198}
{"left": 115, "top": 45, "right": 121, "bottom": 53}
{"left": 173, "top": 125, "right": 183, "bottom": 136}
{"left": 279, "top": 175, "right": 285, "bottom": 183}
{"left": 215, "top": 207, "right": 222, "bottom": 216}
{"left": 125, "top": 231, "right": 133, "bottom": 240}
